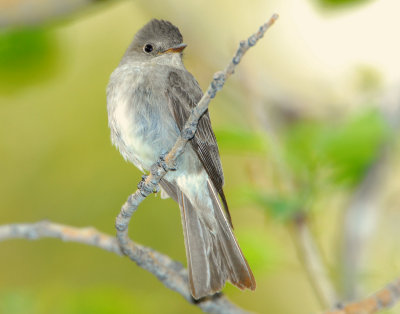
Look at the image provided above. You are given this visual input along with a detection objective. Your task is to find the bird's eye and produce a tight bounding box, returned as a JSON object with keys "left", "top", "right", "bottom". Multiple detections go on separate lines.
{"left": 143, "top": 44, "right": 153, "bottom": 53}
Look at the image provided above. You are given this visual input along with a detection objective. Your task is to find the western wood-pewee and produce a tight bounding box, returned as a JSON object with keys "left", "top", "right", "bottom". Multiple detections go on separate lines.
{"left": 107, "top": 19, "right": 255, "bottom": 299}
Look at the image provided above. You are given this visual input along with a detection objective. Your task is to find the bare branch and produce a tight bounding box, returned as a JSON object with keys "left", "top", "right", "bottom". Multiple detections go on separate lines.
{"left": 0, "top": 221, "right": 246, "bottom": 314}
{"left": 241, "top": 55, "right": 338, "bottom": 309}
{"left": 0, "top": 221, "right": 122, "bottom": 255}
{"left": 0, "top": 0, "right": 107, "bottom": 27}
{"left": 114, "top": 13, "right": 278, "bottom": 311}
{"left": 341, "top": 148, "right": 390, "bottom": 300}
{"left": 323, "top": 277, "right": 400, "bottom": 314}
{"left": 341, "top": 89, "right": 400, "bottom": 300}
{"left": 291, "top": 214, "right": 338, "bottom": 309}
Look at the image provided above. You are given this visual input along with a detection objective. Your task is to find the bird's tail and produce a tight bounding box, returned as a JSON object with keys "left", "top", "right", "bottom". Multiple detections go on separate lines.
{"left": 174, "top": 179, "right": 256, "bottom": 299}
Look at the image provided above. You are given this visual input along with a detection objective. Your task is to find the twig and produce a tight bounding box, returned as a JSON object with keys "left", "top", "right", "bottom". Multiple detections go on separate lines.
{"left": 0, "top": 0, "right": 107, "bottom": 27}
{"left": 114, "top": 13, "right": 278, "bottom": 311}
{"left": 241, "top": 58, "right": 338, "bottom": 308}
{"left": 0, "top": 221, "right": 122, "bottom": 255}
{"left": 0, "top": 221, "right": 245, "bottom": 314}
{"left": 341, "top": 147, "right": 390, "bottom": 300}
{"left": 323, "top": 277, "right": 400, "bottom": 314}
{"left": 291, "top": 213, "right": 338, "bottom": 309}
{"left": 340, "top": 90, "right": 400, "bottom": 300}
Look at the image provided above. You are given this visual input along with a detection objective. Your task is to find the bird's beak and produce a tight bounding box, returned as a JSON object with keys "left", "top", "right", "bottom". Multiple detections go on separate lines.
{"left": 159, "top": 43, "right": 187, "bottom": 54}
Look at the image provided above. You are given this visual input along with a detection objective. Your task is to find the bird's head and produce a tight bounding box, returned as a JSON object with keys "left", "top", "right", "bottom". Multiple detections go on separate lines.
{"left": 123, "top": 19, "right": 187, "bottom": 63}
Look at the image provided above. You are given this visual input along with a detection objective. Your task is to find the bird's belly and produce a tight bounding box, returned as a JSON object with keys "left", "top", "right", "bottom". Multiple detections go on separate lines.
{"left": 111, "top": 104, "right": 156, "bottom": 172}
{"left": 110, "top": 99, "right": 179, "bottom": 173}
{"left": 107, "top": 63, "right": 179, "bottom": 172}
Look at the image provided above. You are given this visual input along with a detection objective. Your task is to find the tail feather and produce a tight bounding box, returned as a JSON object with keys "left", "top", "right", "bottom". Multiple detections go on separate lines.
{"left": 159, "top": 178, "right": 256, "bottom": 299}
{"left": 207, "top": 180, "right": 256, "bottom": 290}
{"left": 178, "top": 191, "right": 224, "bottom": 297}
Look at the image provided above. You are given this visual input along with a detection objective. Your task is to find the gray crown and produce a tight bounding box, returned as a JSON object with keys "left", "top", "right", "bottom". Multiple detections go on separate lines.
{"left": 135, "top": 19, "right": 183, "bottom": 45}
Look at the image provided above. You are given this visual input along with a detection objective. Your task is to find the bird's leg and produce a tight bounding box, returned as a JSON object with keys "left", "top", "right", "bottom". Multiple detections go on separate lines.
{"left": 137, "top": 174, "right": 159, "bottom": 195}
{"left": 137, "top": 174, "right": 158, "bottom": 196}
{"left": 158, "top": 150, "right": 177, "bottom": 172}
{"left": 138, "top": 151, "right": 178, "bottom": 197}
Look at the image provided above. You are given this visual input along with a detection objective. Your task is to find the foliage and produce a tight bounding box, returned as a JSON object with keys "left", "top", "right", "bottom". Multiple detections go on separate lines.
{"left": 242, "top": 187, "right": 308, "bottom": 221}
{"left": 314, "top": 0, "right": 373, "bottom": 9}
{"left": 283, "top": 108, "right": 389, "bottom": 186}
{"left": 223, "top": 109, "right": 389, "bottom": 220}
{"left": 0, "top": 28, "right": 58, "bottom": 92}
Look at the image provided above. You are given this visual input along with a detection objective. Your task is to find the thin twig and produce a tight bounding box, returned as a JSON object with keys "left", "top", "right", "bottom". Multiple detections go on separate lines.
{"left": 114, "top": 14, "right": 278, "bottom": 312}
{"left": 0, "top": 221, "right": 245, "bottom": 314}
{"left": 0, "top": 221, "right": 122, "bottom": 255}
{"left": 241, "top": 59, "right": 338, "bottom": 308}
{"left": 341, "top": 91, "right": 400, "bottom": 300}
{"left": 0, "top": 0, "right": 107, "bottom": 27}
{"left": 323, "top": 277, "right": 400, "bottom": 314}
{"left": 291, "top": 213, "right": 338, "bottom": 309}
{"left": 341, "top": 147, "right": 390, "bottom": 300}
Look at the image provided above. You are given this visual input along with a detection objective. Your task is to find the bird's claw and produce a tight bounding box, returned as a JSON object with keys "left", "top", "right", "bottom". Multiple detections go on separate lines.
{"left": 138, "top": 174, "right": 159, "bottom": 195}
{"left": 158, "top": 151, "right": 177, "bottom": 171}
{"left": 137, "top": 174, "right": 148, "bottom": 190}
{"left": 153, "top": 185, "right": 160, "bottom": 194}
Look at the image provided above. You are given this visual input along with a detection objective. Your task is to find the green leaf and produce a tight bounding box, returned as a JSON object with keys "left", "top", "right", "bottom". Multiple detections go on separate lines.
{"left": 280, "top": 109, "right": 389, "bottom": 187}
{"left": 314, "top": 0, "right": 373, "bottom": 9}
{"left": 319, "top": 109, "right": 389, "bottom": 185}
{"left": 281, "top": 120, "right": 326, "bottom": 179}
{"left": 242, "top": 187, "right": 307, "bottom": 221}
{"left": 0, "top": 27, "right": 58, "bottom": 92}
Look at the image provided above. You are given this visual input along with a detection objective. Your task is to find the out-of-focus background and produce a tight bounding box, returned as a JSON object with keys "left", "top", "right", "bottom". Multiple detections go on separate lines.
{"left": 1, "top": 0, "right": 400, "bottom": 313}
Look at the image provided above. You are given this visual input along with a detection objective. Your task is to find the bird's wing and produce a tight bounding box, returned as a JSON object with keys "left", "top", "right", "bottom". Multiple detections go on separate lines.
{"left": 166, "top": 70, "right": 232, "bottom": 227}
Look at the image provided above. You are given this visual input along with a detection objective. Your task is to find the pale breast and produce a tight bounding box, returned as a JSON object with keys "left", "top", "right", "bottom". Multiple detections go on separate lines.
{"left": 107, "top": 62, "right": 179, "bottom": 172}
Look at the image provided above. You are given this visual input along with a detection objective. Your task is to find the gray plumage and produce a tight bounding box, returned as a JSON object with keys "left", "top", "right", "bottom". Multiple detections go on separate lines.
{"left": 107, "top": 19, "right": 255, "bottom": 299}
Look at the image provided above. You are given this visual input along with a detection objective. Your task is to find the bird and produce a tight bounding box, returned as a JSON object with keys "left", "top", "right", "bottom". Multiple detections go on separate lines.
{"left": 106, "top": 19, "right": 255, "bottom": 299}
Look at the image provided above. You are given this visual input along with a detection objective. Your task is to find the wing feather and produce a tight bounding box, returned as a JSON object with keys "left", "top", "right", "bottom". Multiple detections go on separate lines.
{"left": 166, "top": 71, "right": 232, "bottom": 226}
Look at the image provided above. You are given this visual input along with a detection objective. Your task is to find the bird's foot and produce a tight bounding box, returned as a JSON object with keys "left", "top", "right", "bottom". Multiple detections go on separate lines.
{"left": 138, "top": 174, "right": 159, "bottom": 195}
{"left": 158, "top": 151, "right": 177, "bottom": 171}
{"left": 137, "top": 174, "right": 148, "bottom": 190}
{"left": 153, "top": 184, "right": 160, "bottom": 194}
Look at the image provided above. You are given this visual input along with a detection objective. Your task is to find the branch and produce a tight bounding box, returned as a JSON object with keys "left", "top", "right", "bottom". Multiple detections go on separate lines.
{"left": 240, "top": 54, "right": 338, "bottom": 308}
{"left": 0, "top": 0, "right": 108, "bottom": 27}
{"left": 323, "top": 276, "right": 400, "bottom": 314}
{"left": 0, "top": 221, "right": 122, "bottom": 255}
{"left": 291, "top": 213, "right": 338, "bottom": 309}
{"left": 341, "top": 147, "right": 390, "bottom": 300}
{"left": 114, "top": 14, "right": 278, "bottom": 312}
{"left": 0, "top": 221, "right": 245, "bottom": 314}
{"left": 340, "top": 90, "right": 400, "bottom": 300}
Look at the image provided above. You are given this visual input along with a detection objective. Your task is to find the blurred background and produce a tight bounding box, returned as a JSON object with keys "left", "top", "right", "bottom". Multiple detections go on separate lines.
{"left": 1, "top": 0, "right": 400, "bottom": 313}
